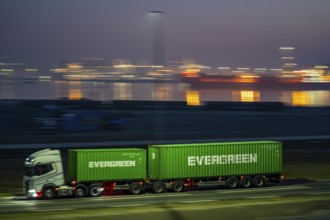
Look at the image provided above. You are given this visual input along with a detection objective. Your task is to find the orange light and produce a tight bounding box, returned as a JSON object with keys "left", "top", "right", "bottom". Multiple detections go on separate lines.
{"left": 240, "top": 91, "right": 260, "bottom": 102}
{"left": 292, "top": 91, "right": 308, "bottom": 106}
{"left": 186, "top": 90, "right": 201, "bottom": 106}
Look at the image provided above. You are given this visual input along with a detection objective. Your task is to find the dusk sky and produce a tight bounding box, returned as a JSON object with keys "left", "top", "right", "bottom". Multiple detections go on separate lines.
{"left": 1, "top": 0, "right": 330, "bottom": 71}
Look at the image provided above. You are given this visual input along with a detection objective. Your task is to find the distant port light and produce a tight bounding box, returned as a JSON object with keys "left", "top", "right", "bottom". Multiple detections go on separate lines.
{"left": 281, "top": 57, "right": 295, "bottom": 60}
{"left": 284, "top": 63, "right": 297, "bottom": 66}
{"left": 25, "top": 68, "right": 38, "bottom": 72}
{"left": 186, "top": 90, "right": 201, "bottom": 106}
{"left": 315, "top": 65, "right": 328, "bottom": 69}
{"left": 237, "top": 68, "right": 250, "bottom": 71}
{"left": 217, "top": 67, "right": 231, "bottom": 70}
{"left": 279, "top": 47, "right": 295, "bottom": 50}
{"left": 1, "top": 68, "right": 14, "bottom": 72}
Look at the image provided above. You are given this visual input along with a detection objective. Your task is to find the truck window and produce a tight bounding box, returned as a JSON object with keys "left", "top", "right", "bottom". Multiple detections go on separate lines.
{"left": 25, "top": 164, "right": 54, "bottom": 177}
{"left": 35, "top": 164, "right": 54, "bottom": 176}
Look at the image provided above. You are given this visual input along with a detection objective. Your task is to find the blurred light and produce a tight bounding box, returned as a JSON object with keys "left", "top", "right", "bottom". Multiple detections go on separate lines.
{"left": 69, "top": 81, "right": 82, "bottom": 100}
{"left": 1, "top": 69, "right": 14, "bottom": 72}
{"left": 156, "top": 69, "right": 173, "bottom": 72}
{"left": 240, "top": 91, "right": 260, "bottom": 102}
{"left": 281, "top": 57, "right": 295, "bottom": 60}
{"left": 68, "top": 63, "right": 83, "bottom": 69}
{"left": 113, "top": 64, "right": 134, "bottom": 68}
{"left": 39, "top": 76, "right": 51, "bottom": 79}
{"left": 292, "top": 91, "right": 308, "bottom": 106}
{"left": 25, "top": 68, "right": 38, "bottom": 72}
{"left": 182, "top": 69, "right": 200, "bottom": 78}
{"left": 38, "top": 76, "right": 52, "bottom": 82}
{"left": 254, "top": 68, "right": 267, "bottom": 71}
{"left": 217, "top": 67, "right": 231, "bottom": 70}
{"left": 284, "top": 63, "right": 297, "bottom": 67}
{"left": 69, "top": 89, "right": 82, "bottom": 100}
{"left": 51, "top": 68, "right": 68, "bottom": 73}
{"left": 270, "top": 69, "right": 283, "bottom": 71}
{"left": 0, "top": 62, "right": 25, "bottom": 66}
{"left": 279, "top": 47, "right": 295, "bottom": 50}
{"left": 121, "top": 75, "right": 135, "bottom": 78}
{"left": 315, "top": 65, "right": 328, "bottom": 69}
{"left": 237, "top": 68, "right": 250, "bottom": 70}
{"left": 240, "top": 74, "right": 260, "bottom": 79}
{"left": 114, "top": 83, "right": 132, "bottom": 100}
{"left": 186, "top": 90, "right": 201, "bottom": 106}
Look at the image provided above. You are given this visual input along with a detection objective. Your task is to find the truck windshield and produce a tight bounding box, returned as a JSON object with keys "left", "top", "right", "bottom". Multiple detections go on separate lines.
{"left": 25, "top": 164, "right": 54, "bottom": 177}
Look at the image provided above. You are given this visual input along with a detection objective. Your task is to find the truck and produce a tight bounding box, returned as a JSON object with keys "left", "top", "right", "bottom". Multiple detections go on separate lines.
{"left": 23, "top": 141, "right": 283, "bottom": 199}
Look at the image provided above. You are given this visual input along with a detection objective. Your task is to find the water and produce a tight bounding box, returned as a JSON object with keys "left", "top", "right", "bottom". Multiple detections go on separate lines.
{"left": 1, "top": 79, "right": 329, "bottom": 107}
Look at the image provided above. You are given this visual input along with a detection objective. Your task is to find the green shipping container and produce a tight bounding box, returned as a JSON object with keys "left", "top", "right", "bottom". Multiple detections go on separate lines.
{"left": 148, "top": 141, "right": 282, "bottom": 180}
{"left": 68, "top": 148, "right": 147, "bottom": 182}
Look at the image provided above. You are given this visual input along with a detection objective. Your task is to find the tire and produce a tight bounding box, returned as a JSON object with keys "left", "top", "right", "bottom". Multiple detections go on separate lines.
{"left": 153, "top": 182, "right": 166, "bottom": 193}
{"left": 130, "top": 182, "right": 143, "bottom": 195}
{"left": 74, "top": 187, "right": 87, "bottom": 198}
{"left": 226, "top": 177, "right": 239, "bottom": 189}
{"left": 89, "top": 185, "right": 102, "bottom": 197}
{"left": 43, "top": 187, "right": 56, "bottom": 200}
{"left": 240, "top": 176, "right": 253, "bottom": 188}
{"left": 253, "top": 175, "right": 266, "bottom": 187}
{"left": 172, "top": 181, "right": 185, "bottom": 192}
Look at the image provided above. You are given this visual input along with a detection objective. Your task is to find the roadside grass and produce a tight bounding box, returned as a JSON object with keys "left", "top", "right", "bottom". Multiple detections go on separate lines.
{"left": 283, "top": 161, "right": 330, "bottom": 180}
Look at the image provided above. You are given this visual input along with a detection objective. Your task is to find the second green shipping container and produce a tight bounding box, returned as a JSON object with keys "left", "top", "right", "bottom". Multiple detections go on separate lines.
{"left": 148, "top": 141, "right": 282, "bottom": 180}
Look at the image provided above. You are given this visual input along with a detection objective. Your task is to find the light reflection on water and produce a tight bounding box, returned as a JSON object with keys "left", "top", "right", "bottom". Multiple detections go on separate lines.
{"left": 0, "top": 80, "right": 329, "bottom": 107}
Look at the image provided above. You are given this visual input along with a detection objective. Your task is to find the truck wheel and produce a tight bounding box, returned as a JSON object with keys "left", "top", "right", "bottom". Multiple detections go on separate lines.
{"left": 240, "top": 176, "right": 253, "bottom": 188}
{"left": 43, "top": 188, "right": 55, "bottom": 199}
{"left": 89, "top": 185, "right": 102, "bottom": 197}
{"left": 153, "top": 182, "right": 166, "bottom": 193}
{"left": 74, "top": 187, "right": 87, "bottom": 198}
{"left": 130, "top": 182, "right": 143, "bottom": 195}
{"left": 226, "top": 177, "right": 239, "bottom": 189}
{"left": 172, "top": 181, "right": 185, "bottom": 192}
{"left": 253, "top": 176, "right": 266, "bottom": 187}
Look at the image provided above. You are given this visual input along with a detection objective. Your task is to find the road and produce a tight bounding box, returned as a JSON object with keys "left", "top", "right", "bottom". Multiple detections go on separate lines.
{"left": 1, "top": 180, "right": 330, "bottom": 215}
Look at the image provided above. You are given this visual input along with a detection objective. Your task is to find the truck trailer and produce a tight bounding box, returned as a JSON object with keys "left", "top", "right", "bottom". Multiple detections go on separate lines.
{"left": 23, "top": 141, "right": 283, "bottom": 199}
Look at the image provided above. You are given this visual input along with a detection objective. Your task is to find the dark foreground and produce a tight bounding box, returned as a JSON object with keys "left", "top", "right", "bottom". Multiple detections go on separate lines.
{"left": 1, "top": 104, "right": 330, "bottom": 145}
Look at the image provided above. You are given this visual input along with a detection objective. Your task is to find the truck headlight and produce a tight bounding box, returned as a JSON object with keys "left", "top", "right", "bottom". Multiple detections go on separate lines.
{"left": 28, "top": 189, "right": 37, "bottom": 197}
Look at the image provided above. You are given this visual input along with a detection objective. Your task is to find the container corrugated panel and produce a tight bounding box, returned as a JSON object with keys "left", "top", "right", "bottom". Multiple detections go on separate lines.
{"left": 148, "top": 141, "right": 282, "bottom": 180}
{"left": 68, "top": 148, "right": 147, "bottom": 182}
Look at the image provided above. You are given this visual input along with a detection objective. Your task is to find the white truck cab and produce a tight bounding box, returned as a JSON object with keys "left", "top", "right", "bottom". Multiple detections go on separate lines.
{"left": 23, "top": 149, "right": 65, "bottom": 199}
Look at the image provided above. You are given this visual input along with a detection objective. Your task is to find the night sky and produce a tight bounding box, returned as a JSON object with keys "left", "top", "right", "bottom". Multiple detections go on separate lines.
{"left": 1, "top": 0, "right": 330, "bottom": 71}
